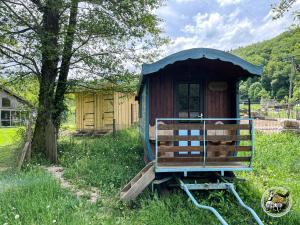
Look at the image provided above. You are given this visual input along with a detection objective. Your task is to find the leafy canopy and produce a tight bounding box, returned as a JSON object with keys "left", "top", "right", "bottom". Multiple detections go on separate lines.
{"left": 0, "top": 0, "right": 167, "bottom": 93}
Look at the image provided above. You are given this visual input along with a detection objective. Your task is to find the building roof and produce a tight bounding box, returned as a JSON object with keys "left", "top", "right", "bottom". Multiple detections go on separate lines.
{"left": 0, "top": 84, "right": 33, "bottom": 107}
{"left": 138, "top": 48, "right": 263, "bottom": 95}
{"left": 142, "top": 48, "right": 262, "bottom": 75}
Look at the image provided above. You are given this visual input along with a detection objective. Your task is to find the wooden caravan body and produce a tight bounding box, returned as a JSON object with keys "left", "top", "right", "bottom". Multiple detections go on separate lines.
{"left": 75, "top": 92, "right": 138, "bottom": 132}
{"left": 137, "top": 48, "right": 263, "bottom": 175}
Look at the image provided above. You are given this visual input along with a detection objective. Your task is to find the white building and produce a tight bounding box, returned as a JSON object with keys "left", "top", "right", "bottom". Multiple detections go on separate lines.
{"left": 0, "top": 84, "right": 33, "bottom": 127}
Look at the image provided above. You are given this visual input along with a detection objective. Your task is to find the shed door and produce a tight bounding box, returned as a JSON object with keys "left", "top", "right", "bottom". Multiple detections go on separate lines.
{"left": 102, "top": 94, "right": 114, "bottom": 129}
{"left": 175, "top": 82, "right": 204, "bottom": 156}
{"left": 83, "top": 94, "right": 95, "bottom": 129}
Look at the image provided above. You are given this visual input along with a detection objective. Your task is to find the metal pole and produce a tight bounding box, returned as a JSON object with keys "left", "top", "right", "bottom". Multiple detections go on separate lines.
{"left": 287, "top": 57, "right": 295, "bottom": 118}
{"left": 248, "top": 98, "right": 251, "bottom": 118}
{"left": 227, "top": 184, "right": 264, "bottom": 225}
{"left": 178, "top": 178, "right": 229, "bottom": 225}
{"left": 250, "top": 119, "right": 255, "bottom": 168}
{"left": 9, "top": 110, "right": 11, "bottom": 127}
{"left": 155, "top": 118, "right": 158, "bottom": 163}
{"left": 203, "top": 120, "right": 206, "bottom": 166}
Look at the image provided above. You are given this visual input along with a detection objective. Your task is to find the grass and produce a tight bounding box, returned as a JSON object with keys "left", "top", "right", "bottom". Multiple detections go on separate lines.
{"left": 0, "top": 127, "right": 24, "bottom": 168}
{"left": 0, "top": 168, "right": 101, "bottom": 225}
{"left": 0, "top": 127, "right": 23, "bottom": 146}
{"left": 0, "top": 128, "right": 300, "bottom": 224}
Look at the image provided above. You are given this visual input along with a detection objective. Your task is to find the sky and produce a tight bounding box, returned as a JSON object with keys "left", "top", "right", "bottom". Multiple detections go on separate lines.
{"left": 155, "top": 0, "right": 300, "bottom": 55}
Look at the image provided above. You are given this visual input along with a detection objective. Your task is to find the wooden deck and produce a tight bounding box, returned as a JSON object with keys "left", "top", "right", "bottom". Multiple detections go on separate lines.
{"left": 157, "top": 162, "right": 249, "bottom": 168}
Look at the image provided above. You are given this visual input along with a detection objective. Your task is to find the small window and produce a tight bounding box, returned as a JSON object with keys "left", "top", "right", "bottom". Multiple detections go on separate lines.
{"left": 2, "top": 98, "right": 11, "bottom": 108}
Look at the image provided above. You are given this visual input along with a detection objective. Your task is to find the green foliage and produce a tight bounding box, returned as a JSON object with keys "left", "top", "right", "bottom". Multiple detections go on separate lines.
{"left": 233, "top": 28, "right": 300, "bottom": 101}
{"left": 0, "top": 0, "right": 167, "bottom": 93}
{"left": 0, "top": 76, "right": 39, "bottom": 105}
{"left": 272, "top": 0, "right": 299, "bottom": 21}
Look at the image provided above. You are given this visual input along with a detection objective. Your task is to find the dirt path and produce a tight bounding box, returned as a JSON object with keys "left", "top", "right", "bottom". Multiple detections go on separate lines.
{"left": 0, "top": 166, "right": 9, "bottom": 172}
{"left": 43, "top": 166, "right": 100, "bottom": 203}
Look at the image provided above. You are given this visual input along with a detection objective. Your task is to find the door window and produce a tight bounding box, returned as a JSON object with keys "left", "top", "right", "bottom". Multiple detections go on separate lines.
{"left": 178, "top": 83, "right": 202, "bottom": 118}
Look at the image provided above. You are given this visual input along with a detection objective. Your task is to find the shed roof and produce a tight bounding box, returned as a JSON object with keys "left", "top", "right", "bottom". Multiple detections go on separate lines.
{"left": 142, "top": 48, "right": 262, "bottom": 76}
{"left": 138, "top": 48, "right": 263, "bottom": 96}
{"left": 0, "top": 84, "right": 33, "bottom": 107}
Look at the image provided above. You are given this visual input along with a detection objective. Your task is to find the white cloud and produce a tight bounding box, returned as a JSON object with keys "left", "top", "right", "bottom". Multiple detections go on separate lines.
{"left": 175, "top": 0, "right": 196, "bottom": 3}
{"left": 159, "top": 8, "right": 294, "bottom": 56}
{"left": 217, "top": 0, "right": 243, "bottom": 7}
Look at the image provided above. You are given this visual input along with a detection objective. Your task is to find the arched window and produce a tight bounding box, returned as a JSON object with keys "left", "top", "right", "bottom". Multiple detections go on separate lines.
{"left": 2, "top": 98, "right": 11, "bottom": 107}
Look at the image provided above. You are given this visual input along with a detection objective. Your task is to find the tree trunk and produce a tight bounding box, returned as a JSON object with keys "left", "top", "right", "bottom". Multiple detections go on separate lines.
{"left": 53, "top": 0, "right": 79, "bottom": 130}
{"left": 31, "top": 0, "right": 61, "bottom": 163}
{"left": 31, "top": 85, "right": 57, "bottom": 162}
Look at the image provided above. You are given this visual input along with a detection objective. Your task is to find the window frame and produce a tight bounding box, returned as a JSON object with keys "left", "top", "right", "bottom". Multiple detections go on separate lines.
{"left": 175, "top": 81, "right": 204, "bottom": 118}
{"left": 2, "top": 97, "right": 11, "bottom": 108}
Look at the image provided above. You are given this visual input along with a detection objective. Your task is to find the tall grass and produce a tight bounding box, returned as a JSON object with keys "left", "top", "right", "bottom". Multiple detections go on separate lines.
{"left": 0, "top": 129, "right": 299, "bottom": 224}
{"left": 59, "top": 128, "right": 144, "bottom": 194}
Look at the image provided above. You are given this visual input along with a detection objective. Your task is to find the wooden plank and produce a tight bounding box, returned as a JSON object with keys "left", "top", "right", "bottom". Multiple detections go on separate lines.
{"left": 17, "top": 142, "right": 30, "bottom": 170}
{"left": 157, "top": 162, "right": 248, "bottom": 168}
{"left": 158, "top": 145, "right": 251, "bottom": 153}
{"left": 158, "top": 146, "right": 204, "bottom": 152}
{"left": 206, "top": 135, "right": 251, "bottom": 141}
{"left": 158, "top": 135, "right": 251, "bottom": 141}
{"left": 158, "top": 156, "right": 251, "bottom": 163}
{"left": 120, "top": 162, "right": 155, "bottom": 202}
{"left": 206, "top": 157, "right": 251, "bottom": 162}
{"left": 207, "top": 146, "right": 252, "bottom": 152}
{"left": 158, "top": 135, "right": 200, "bottom": 141}
{"left": 17, "top": 117, "right": 33, "bottom": 170}
{"left": 158, "top": 123, "right": 250, "bottom": 130}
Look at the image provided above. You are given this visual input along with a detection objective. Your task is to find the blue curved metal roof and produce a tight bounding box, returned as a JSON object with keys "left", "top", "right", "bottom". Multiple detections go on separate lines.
{"left": 142, "top": 48, "right": 262, "bottom": 76}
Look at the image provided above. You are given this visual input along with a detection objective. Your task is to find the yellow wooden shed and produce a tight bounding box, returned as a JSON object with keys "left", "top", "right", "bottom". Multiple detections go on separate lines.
{"left": 75, "top": 92, "right": 138, "bottom": 132}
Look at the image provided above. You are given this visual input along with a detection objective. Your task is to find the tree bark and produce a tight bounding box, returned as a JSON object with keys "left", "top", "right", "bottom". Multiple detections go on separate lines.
{"left": 31, "top": 0, "right": 60, "bottom": 163}
{"left": 53, "top": 0, "right": 79, "bottom": 130}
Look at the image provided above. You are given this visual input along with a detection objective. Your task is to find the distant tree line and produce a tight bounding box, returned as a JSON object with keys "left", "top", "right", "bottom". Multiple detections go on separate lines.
{"left": 233, "top": 28, "right": 300, "bottom": 103}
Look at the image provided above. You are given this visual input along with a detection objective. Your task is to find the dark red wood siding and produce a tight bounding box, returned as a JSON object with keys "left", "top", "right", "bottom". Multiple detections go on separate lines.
{"left": 204, "top": 80, "right": 236, "bottom": 119}
{"left": 149, "top": 72, "right": 174, "bottom": 126}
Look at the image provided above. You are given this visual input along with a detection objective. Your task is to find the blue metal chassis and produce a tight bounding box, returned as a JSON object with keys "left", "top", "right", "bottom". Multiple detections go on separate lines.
{"left": 177, "top": 178, "right": 264, "bottom": 225}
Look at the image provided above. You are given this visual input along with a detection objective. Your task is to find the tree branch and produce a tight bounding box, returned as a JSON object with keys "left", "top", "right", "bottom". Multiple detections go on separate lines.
{"left": 0, "top": 50, "right": 39, "bottom": 76}
{"left": 2, "top": 1, "right": 38, "bottom": 32}
{"left": 0, "top": 27, "right": 32, "bottom": 35}
{"left": 0, "top": 44, "right": 40, "bottom": 75}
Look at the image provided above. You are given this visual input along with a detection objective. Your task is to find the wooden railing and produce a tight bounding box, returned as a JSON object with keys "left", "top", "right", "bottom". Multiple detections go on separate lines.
{"left": 155, "top": 118, "right": 254, "bottom": 167}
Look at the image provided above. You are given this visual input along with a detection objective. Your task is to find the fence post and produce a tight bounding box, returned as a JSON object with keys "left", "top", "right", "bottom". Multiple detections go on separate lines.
{"left": 17, "top": 115, "right": 33, "bottom": 170}
{"left": 113, "top": 118, "right": 116, "bottom": 136}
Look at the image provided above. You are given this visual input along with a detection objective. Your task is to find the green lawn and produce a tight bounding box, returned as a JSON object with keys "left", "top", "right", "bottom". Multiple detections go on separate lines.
{"left": 0, "top": 127, "right": 24, "bottom": 168}
{"left": 0, "top": 129, "right": 299, "bottom": 225}
{"left": 0, "top": 127, "right": 22, "bottom": 146}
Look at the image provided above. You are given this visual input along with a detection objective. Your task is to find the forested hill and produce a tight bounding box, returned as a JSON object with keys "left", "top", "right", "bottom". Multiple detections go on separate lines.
{"left": 232, "top": 28, "right": 300, "bottom": 101}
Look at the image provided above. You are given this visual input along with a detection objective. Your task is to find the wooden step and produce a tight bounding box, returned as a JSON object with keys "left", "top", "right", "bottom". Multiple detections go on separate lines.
{"left": 120, "top": 161, "right": 155, "bottom": 202}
